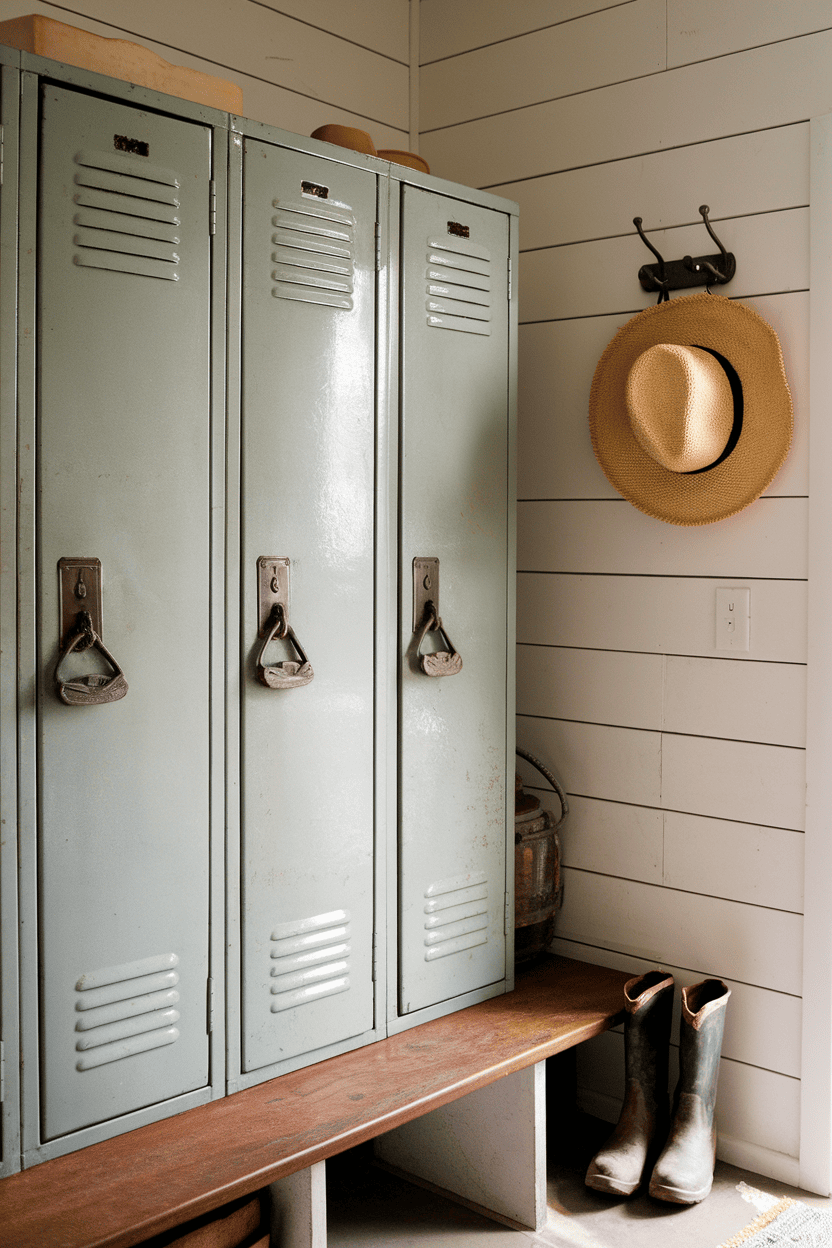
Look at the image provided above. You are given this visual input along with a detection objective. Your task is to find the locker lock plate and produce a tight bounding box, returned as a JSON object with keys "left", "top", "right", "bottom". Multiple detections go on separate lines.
{"left": 413, "top": 557, "right": 439, "bottom": 632}
{"left": 58, "top": 558, "right": 103, "bottom": 647}
{"left": 257, "top": 556, "right": 290, "bottom": 637}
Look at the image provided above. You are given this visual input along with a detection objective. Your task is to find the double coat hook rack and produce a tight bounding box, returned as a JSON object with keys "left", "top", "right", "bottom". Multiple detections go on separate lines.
{"left": 634, "top": 205, "right": 736, "bottom": 302}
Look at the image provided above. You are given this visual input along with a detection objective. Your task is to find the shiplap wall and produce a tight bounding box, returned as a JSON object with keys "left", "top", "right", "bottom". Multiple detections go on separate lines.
{"left": 419, "top": 0, "right": 832, "bottom": 1185}
{"left": 0, "top": 0, "right": 411, "bottom": 146}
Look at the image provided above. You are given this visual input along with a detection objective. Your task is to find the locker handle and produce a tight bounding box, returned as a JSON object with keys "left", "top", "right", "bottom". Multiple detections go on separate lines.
{"left": 415, "top": 603, "right": 463, "bottom": 677}
{"left": 55, "top": 611, "right": 128, "bottom": 706}
{"left": 256, "top": 603, "right": 314, "bottom": 689}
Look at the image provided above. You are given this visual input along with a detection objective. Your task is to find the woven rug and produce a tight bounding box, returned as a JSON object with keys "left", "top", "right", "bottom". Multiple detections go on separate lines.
{"left": 718, "top": 1196, "right": 832, "bottom": 1246}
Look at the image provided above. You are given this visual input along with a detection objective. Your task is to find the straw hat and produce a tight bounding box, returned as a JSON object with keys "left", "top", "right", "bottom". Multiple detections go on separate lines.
{"left": 588, "top": 292, "right": 792, "bottom": 525}
{"left": 310, "top": 124, "right": 377, "bottom": 155}
{"left": 310, "top": 126, "right": 430, "bottom": 173}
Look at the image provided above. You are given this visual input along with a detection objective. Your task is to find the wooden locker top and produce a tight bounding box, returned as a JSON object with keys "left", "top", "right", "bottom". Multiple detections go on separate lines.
{"left": 0, "top": 15, "right": 243, "bottom": 113}
{"left": 0, "top": 956, "right": 631, "bottom": 1248}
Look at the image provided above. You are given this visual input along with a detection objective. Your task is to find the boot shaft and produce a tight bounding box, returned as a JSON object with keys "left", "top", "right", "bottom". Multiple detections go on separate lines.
{"left": 623, "top": 970, "right": 674, "bottom": 1097}
{"left": 677, "top": 978, "right": 730, "bottom": 1111}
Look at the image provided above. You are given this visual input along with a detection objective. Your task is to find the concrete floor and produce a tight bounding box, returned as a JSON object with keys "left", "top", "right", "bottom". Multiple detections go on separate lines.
{"left": 326, "top": 1113, "right": 832, "bottom": 1248}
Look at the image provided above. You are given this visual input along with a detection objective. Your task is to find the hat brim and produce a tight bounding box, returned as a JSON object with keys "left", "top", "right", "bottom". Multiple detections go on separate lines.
{"left": 588, "top": 292, "right": 793, "bottom": 526}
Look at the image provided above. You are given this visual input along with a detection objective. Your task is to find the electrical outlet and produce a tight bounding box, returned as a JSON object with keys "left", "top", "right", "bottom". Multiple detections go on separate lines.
{"left": 716, "top": 587, "right": 750, "bottom": 651}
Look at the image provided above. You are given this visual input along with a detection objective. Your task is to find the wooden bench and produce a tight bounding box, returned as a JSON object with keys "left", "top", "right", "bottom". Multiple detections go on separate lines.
{"left": 0, "top": 956, "right": 630, "bottom": 1247}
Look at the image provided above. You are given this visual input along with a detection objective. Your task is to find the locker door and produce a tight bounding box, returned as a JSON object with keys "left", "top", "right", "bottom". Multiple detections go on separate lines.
{"left": 36, "top": 86, "right": 212, "bottom": 1140}
{"left": 240, "top": 142, "right": 376, "bottom": 1073}
{"left": 398, "top": 186, "right": 510, "bottom": 1015}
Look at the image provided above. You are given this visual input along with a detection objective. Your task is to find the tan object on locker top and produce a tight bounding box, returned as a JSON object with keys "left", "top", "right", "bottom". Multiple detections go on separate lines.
{"left": 0, "top": 14, "right": 243, "bottom": 113}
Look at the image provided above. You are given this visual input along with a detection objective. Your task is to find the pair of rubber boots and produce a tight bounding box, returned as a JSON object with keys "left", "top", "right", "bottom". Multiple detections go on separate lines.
{"left": 585, "top": 970, "right": 730, "bottom": 1204}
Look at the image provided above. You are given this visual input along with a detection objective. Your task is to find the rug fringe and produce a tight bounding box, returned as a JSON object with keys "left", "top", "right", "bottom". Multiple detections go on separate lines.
{"left": 717, "top": 1196, "right": 797, "bottom": 1247}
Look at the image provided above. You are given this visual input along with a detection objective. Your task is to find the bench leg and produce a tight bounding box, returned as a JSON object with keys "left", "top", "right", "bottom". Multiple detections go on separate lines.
{"left": 373, "top": 1062, "right": 547, "bottom": 1231}
{"left": 269, "top": 1161, "right": 327, "bottom": 1247}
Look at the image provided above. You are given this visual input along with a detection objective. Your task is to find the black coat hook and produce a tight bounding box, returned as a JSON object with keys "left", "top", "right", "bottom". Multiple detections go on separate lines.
{"left": 633, "top": 217, "right": 669, "bottom": 302}
{"left": 635, "top": 205, "right": 736, "bottom": 299}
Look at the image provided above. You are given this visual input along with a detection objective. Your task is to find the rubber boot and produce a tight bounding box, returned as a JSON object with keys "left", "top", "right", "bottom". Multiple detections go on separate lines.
{"left": 648, "top": 978, "right": 730, "bottom": 1204}
{"left": 585, "top": 970, "right": 674, "bottom": 1195}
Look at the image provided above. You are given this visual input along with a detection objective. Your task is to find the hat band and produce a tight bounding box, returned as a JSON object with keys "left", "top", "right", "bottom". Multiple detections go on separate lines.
{"left": 683, "top": 346, "right": 744, "bottom": 475}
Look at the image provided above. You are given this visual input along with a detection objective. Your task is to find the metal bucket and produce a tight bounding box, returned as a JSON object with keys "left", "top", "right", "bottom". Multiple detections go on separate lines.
{"left": 514, "top": 748, "right": 567, "bottom": 963}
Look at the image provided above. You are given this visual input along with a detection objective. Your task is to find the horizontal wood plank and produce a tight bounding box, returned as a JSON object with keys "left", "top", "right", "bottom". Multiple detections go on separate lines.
{"left": 518, "top": 499, "right": 808, "bottom": 579}
{"left": 529, "top": 789, "right": 804, "bottom": 909}
{"left": 506, "top": 125, "right": 808, "bottom": 251}
{"left": 714, "top": 1053, "right": 800, "bottom": 1160}
{"left": 420, "top": 0, "right": 664, "bottom": 131}
{"left": 517, "top": 293, "right": 808, "bottom": 502}
{"left": 519, "top": 208, "right": 808, "bottom": 323}
{"left": 419, "top": 30, "right": 832, "bottom": 188}
{"left": 517, "top": 714, "right": 662, "bottom": 806}
{"left": 258, "top": 0, "right": 410, "bottom": 64}
{"left": 516, "top": 574, "right": 809, "bottom": 663}
{"left": 664, "top": 656, "right": 806, "bottom": 747}
{"left": 663, "top": 811, "right": 804, "bottom": 911}
{"left": 419, "top": 0, "right": 625, "bottom": 64}
{"left": 0, "top": 957, "right": 630, "bottom": 1248}
{"left": 551, "top": 937, "right": 802, "bottom": 1077}
{"left": 517, "top": 644, "right": 663, "bottom": 728}
{"left": 661, "top": 732, "right": 806, "bottom": 829}
{"left": 556, "top": 870, "right": 803, "bottom": 992}
{"left": 555, "top": 794, "right": 664, "bottom": 884}
{"left": 668, "top": 0, "right": 832, "bottom": 69}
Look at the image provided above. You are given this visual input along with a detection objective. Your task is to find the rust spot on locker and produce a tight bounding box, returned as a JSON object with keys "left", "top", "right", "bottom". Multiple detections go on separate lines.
{"left": 448, "top": 221, "right": 470, "bottom": 238}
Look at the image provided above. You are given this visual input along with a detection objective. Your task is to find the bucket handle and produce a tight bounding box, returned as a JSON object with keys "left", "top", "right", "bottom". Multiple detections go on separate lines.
{"left": 516, "top": 747, "right": 568, "bottom": 830}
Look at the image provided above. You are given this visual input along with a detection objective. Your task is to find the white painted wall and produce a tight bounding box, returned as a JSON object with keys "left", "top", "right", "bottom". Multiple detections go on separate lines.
{"left": 419, "top": 0, "right": 832, "bottom": 1190}
{"left": 0, "top": 0, "right": 411, "bottom": 147}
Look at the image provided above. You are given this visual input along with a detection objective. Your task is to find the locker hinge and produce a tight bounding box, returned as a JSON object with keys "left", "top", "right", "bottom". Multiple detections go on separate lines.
{"left": 206, "top": 978, "right": 215, "bottom": 1033}
{"left": 372, "top": 934, "right": 378, "bottom": 982}
{"left": 0, "top": 1041, "right": 4, "bottom": 1104}
{"left": 504, "top": 892, "right": 512, "bottom": 936}
{"left": 209, "top": 180, "right": 217, "bottom": 235}
{"left": 0, "top": 126, "right": 4, "bottom": 188}
{"left": 375, "top": 221, "right": 381, "bottom": 271}
{"left": 507, "top": 257, "right": 512, "bottom": 302}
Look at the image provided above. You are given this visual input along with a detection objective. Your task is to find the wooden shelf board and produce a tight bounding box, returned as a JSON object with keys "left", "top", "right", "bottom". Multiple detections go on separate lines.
{"left": 0, "top": 955, "right": 630, "bottom": 1248}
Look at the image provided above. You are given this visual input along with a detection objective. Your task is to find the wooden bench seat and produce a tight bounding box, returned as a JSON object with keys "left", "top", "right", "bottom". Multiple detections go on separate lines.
{"left": 0, "top": 955, "right": 630, "bottom": 1248}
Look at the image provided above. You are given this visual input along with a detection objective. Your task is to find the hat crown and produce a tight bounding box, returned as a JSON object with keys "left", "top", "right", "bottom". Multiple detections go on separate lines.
{"left": 625, "top": 343, "right": 734, "bottom": 474}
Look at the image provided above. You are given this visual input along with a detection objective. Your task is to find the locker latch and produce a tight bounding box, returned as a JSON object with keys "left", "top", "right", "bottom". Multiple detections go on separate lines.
{"left": 412, "top": 557, "right": 463, "bottom": 677}
{"left": 255, "top": 557, "right": 314, "bottom": 689}
{"left": 55, "top": 558, "right": 128, "bottom": 706}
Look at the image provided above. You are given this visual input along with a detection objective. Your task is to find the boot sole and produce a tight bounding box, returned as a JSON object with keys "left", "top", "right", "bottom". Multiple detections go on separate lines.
{"left": 648, "top": 1177, "right": 713, "bottom": 1205}
{"left": 585, "top": 1169, "right": 641, "bottom": 1197}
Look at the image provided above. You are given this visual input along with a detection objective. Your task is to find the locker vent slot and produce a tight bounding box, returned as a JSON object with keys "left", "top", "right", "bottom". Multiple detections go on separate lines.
{"left": 74, "top": 952, "right": 181, "bottom": 1071}
{"left": 72, "top": 150, "right": 181, "bottom": 282}
{"left": 270, "top": 908, "right": 351, "bottom": 1012}
{"left": 423, "top": 872, "right": 488, "bottom": 961}
{"left": 272, "top": 198, "right": 355, "bottom": 310}
{"left": 425, "top": 236, "right": 492, "bottom": 336}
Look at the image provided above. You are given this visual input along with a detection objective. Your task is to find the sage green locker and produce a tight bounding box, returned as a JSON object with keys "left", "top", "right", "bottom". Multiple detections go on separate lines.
{"left": 36, "top": 85, "right": 212, "bottom": 1140}
{"left": 398, "top": 185, "right": 511, "bottom": 1016}
{"left": 239, "top": 140, "right": 376, "bottom": 1074}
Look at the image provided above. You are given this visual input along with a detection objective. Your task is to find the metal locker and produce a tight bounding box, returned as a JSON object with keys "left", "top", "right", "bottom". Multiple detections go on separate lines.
{"left": 0, "top": 49, "right": 21, "bottom": 1177}
{"left": 237, "top": 139, "right": 377, "bottom": 1076}
{"left": 397, "top": 185, "right": 512, "bottom": 1016}
{"left": 32, "top": 84, "right": 213, "bottom": 1142}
